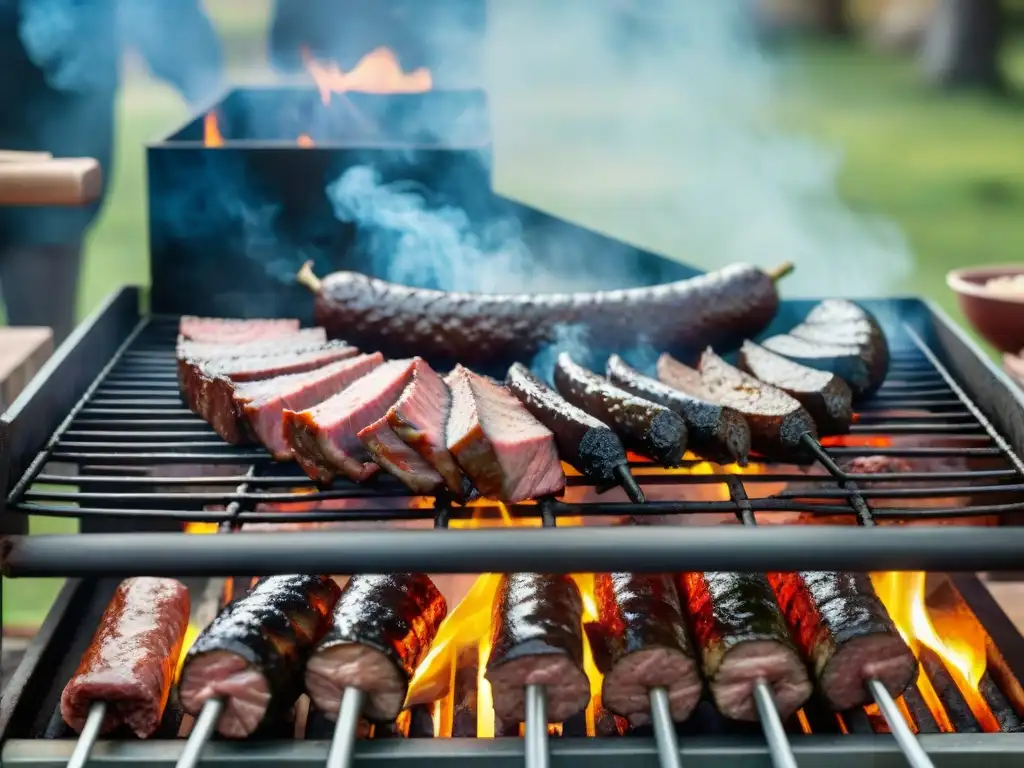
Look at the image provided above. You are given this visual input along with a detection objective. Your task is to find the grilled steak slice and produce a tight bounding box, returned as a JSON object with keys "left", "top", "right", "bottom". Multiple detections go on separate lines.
{"left": 554, "top": 353, "right": 688, "bottom": 467}
{"left": 176, "top": 328, "right": 327, "bottom": 363}
{"left": 305, "top": 574, "right": 448, "bottom": 722}
{"left": 678, "top": 572, "right": 811, "bottom": 721}
{"left": 384, "top": 359, "right": 473, "bottom": 500}
{"left": 358, "top": 417, "right": 446, "bottom": 494}
{"left": 237, "top": 353, "right": 384, "bottom": 460}
{"left": 486, "top": 573, "right": 590, "bottom": 728}
{"left": 61, "top": 578, "right": 190, "bottom": 737}
{"left": 768, "top": 572, "right": 916, "bottom": 711}
{"left": 179, "top": 316, "right": 300, "bottom": 343}
{"left": 189, "top": 343, "right": 360, "bottom": 443}
{"left": 737, "top": 341, "right": 853, "bottom": 435}
{"left": 507, "top": 362, "right": 631, "bottom": 486}
{"left": 285, "top": 359, "right": 418, "bottom": 485}
{"left": 178, "top": 575, "right": 341, "bottom": 739}
{"left": 607, "top": 354, "right": 750, "bottom": 465}
{"left": 760, "top": 335, "right": 886, "bottom": 399}
{"left": 658, "top": 351, "right": 817, "bottom": 460}
{"left": 595, "top": 573, "right": 701, "bottom": 727}
{"left": 446, "top": 365, "right": 566, "bottom": 502}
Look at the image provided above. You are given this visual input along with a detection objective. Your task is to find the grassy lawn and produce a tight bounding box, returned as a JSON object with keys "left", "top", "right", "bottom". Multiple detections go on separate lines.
{"left": 5, "top": 6, "right": 1024, "bottom": 625}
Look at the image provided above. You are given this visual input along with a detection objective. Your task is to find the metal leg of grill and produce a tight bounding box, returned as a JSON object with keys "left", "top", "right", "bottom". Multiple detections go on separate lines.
{"left": 525, "top": 684, "right": 549, "bottom": 768}
{"left": 868, "top": 678, "right": 936, "bottom": 768}
{"left": 649, "top": 687, "right": 683, "bottom": 768}
{"left": 326, "top": 688, "right": 367, "bottom": 768}
{"left": 66, "top": 701, "right": 105, "bottom": 768}
{"left": 752, "top": 680, "right": 797, "bottom": 768}
{"left": 175, "top": 697, "right": 223, "bottom": 768}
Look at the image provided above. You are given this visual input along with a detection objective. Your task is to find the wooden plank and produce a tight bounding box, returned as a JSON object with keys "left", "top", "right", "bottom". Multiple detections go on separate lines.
{"left": 0, "top": 327, "right": 53, "bottom": 413}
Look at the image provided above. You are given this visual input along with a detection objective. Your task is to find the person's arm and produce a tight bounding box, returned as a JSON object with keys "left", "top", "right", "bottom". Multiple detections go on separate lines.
{"left": 119, "top": 0, "right": 225, "bottom": 104}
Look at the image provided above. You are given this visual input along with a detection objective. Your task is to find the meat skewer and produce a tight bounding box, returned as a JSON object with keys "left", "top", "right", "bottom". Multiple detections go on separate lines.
{"left": 61, "top": 578, "right": 190, "bottom": 768}
{"left": 554, "top": 352, "right": 688, "bottom": 467}
{"left": 175, "top": 575, "right": 340, "bottom": 767}
{"left": 506, "top": 362, "right": 644, "bottom": 502}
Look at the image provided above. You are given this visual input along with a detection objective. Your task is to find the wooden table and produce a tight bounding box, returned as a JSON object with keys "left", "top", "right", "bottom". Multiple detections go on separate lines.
{"left": 0, "top": 326, "right": 52, "bottom": 413}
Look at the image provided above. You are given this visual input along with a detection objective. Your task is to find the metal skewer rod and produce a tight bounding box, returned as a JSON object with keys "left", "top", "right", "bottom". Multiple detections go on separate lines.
{"left": 326, "top": 688, "right": 367, "bottom": 768}
{"left": 868, "top": 678, "right": 936, "bottom": 768}
{"left": 175, "top": 697, "right": 224, "bottom": 768}
{"left": 649, "top": 687, "right": 683, "bottom": 768}
{"left": 67, "top": 701, "right": 106, "bottom": 768}
{"left": 752, "top": 680, "right": 798, "bottom": 768}
{"left": 614, "top": 464, "right": 646, "bottom": 504}
{"left": 524, "top": 684, "right": 550, "bottom": 768}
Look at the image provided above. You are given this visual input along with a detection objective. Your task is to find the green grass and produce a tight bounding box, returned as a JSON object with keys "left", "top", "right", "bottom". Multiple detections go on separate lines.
{"left": 6, "top": 10, "right": 1024, "bottom": 624}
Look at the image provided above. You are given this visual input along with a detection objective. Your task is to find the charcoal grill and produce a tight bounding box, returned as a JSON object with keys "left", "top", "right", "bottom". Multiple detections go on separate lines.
{"left": 2, "top": 285, "right": 1024, "bottom": 767}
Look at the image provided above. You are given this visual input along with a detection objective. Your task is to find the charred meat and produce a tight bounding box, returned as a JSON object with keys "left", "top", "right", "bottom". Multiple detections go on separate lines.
{"left": 737, "top": 340, "right": 853, "bottom": 435}
{"left": 595, "top": 573, "right": 701, "bottom": 727}
{"left": 760, "top": 334, "right": 886, "bottom": 399}
{"left": 61, "top": 578, "right": 190, "bottom": 738}
{"left": 486, "top": 573, "right": 591, "bottom": 728}
{"left": 178, "top": 575, "right": 340, "bottom": 739}
{"left": 305, "top": 574, "right": 448, "bottom": 722}
{"left": 446, "top": 365, "right": 566, "bottom": 502}
{"left": 507, "top": 362, "right": 631, "bottom": 486}
{"left": 768, "top": 572, "right": 916, "bottom": 710}
{"left": 678, "top": 572, "right": 812, "bottom": 721}
{"left": 606, "top": 354, "right": 750, "bottom": 465}
{"left": 554, "top": 353, "right": 688, "bottom": 467}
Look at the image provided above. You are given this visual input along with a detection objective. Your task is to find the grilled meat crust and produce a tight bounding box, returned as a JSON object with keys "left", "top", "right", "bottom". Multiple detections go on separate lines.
{"left": 308, "top": 263, "right": 779, "bottom": 365}
{"left": 61, "top": 578, "right": 190, "bottom": 738}
{"left": 768, "top": 571, "right": 917, "bottom": 711}
{"left": 607, "top": 354, "right": 751, "bottom": 465}
{"left": 554, "top": 353, "right": 688, "bottom": 467}
{"left": 506, "top": 362, "right": 629, "bottom": 484}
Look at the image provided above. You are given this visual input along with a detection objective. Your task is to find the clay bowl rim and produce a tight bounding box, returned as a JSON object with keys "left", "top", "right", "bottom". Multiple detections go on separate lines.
{"left": 947, "top": 264, "right": 1024, "bottom": 306}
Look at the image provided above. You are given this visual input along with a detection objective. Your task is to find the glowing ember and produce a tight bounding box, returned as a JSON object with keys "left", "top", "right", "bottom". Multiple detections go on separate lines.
{"left": 203, "top": 112, "right": 224, "bottom": 147}
{"left": 297, "top": 134, "right": 315, "bottom": 147}
{"left": 303, "top": 46, "right": 432, "bottom": 104}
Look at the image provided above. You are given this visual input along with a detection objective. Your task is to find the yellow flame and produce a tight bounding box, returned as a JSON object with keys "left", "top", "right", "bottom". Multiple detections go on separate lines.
{"left": 184, "top": 522, "right": 219, "bottom": 535}
{"left": 174, "top": 624, "right": 201, "bottom": 682}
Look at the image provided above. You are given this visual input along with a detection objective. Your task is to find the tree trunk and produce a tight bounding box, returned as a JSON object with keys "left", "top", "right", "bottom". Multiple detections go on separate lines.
{"left": 814, "top": 0, "right": 850, "bottom": 38}
{"left": 921, "top": 0, "right": 1004, "bottom": 90}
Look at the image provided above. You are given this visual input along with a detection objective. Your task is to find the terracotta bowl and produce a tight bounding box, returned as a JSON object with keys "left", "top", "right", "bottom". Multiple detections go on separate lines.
{"left": 947, "top": 265, "right": 1024, "bottom": 353}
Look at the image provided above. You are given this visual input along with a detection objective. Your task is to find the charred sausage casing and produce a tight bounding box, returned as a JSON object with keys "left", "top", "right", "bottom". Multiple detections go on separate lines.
{"left": 485, "top": 573, "right": 591, "bottom": 728}
{"left": 302, "top": 262, "right": 780, "bottom": 365}
{"left": 595, "top": 573, "right": 702, "bottom": 727}
{"left": 60, "top": 577, "right": 191, "bottom": 738}
{"left": 305, "top": 574, "right": 448, "bottom": 723}
{"left": 178, "top": 575, "right": 341, "bottom": 738}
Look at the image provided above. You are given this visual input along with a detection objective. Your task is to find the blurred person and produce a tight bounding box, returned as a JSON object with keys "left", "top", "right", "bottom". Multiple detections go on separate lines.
{"left": 0, "top": 0, "right": 224, "bottom": 344}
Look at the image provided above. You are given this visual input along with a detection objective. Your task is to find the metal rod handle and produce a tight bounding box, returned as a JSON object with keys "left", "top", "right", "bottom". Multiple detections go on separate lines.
{"left": 649, "top": 687, "right": 683, "bottom": 768}
{"left": 175, "top": 697, "right": 224, "bottom": 768}
{"left": 868, "top": 678, "right": 936, "bottom": 768}
{"left": 67, "top": 701, "right": 106, "bottom": 768}
{"left": 326, "top": 688, "right": 367, "bottom": 768}
{"left": 524, "top": 684, "right": 549, "bottom": 768}
{"left": 753, "top": 681, "right": 798, "bottom": 768}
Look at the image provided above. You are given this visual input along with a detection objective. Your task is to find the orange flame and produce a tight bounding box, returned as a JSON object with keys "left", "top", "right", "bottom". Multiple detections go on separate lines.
{"left": 203, "top": 112, "right": 224, "bottom": 147}
{"left": 303, "top": 46, "right": 432, "bottom": 103}
{"left": 297, "top": 134, "right": 315, "bottom": 147}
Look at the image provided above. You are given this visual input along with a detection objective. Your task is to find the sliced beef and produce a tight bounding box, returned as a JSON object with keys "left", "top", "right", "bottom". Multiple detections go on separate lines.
{"left": 384, "top": 359, "right": 473, "bottom": 500}
{"left": 760, "top": 335, "right": 887, "bottom": 399}
{"left": 737, "top": 340, "right": 853, "bottom": 435}
{"left": 176, "top": 328, "right": 327, "bottom": 363}
{"left": 284, "top": 359, "right": 418, "bottom": 485}
{"left": 446, "top": 365, "right": 566, "bottom": 503}
{"left": 188, "top": 343, "right": 359, "bottom": 443}
{"left": 358, "top": 417, "right": 446, "bottom": 494}
{"left": 237, "top": 353, "right": 384, "bottom": 460}
{"left": 178, "top": 316, "right": 300, "bottom": 343}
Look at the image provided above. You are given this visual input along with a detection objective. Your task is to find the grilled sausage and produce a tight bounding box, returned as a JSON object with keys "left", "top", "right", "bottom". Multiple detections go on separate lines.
{"left": 298, "top": 261, "right": 783, "bottom": 365}
{"left": 305, "top": 574, "right": 448, "bottom": 722}
{"left": 554, "top": 353, "right": 688, "bottom": 467}
{"left": 61, "top": 578, "right": 190, "bottom": 737}
{"left": 485, "top": 573, "right": 591, "bottom": 728}
{"left": 737, "top": 341, "right": 853, "bottom": 435}
{"left": 658, "top": 351, "right": 817, "bottom": 460}
{"left": 178, "top": 575, "right": 341, "bottom": 738}
{"left": 761, "top": 333, "right": 887, "bottom": 399}
{"left": 678, "top": 572, "right": 812, "bottom": 721}
{"left": 606, "top": 354, "right": 751, "bottom": 465}
{"left": 507, "top": 363, "right": 632, "bottom": 485}
{"left": 595, "top": 573, "right": 701, "bottom": 726}
{"left": 767, "top": 572, "right": 916, "bottom": 711}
